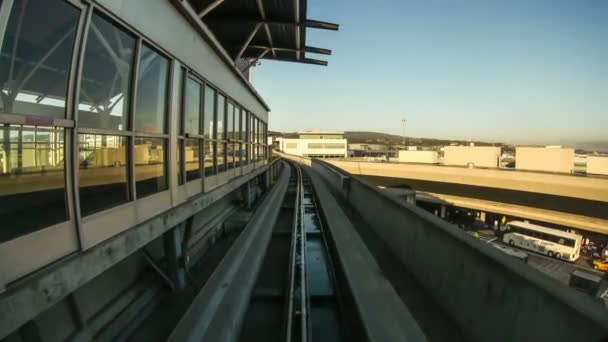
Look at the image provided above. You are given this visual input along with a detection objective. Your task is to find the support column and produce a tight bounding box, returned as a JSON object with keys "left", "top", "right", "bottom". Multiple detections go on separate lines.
{"left": 242, "top": 181, "right": 252, "bottom": 210}
{"left": 263, "top": 170, "right": 270, "bottom": 191}
{"left": 163, "top": 227, "right": 185, "bottom": 291}
{"left": 440, "top": 205, "right": 447, "bottom": 219}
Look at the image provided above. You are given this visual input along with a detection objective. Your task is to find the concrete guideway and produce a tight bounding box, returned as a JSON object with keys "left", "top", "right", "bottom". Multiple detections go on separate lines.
{"left": 327, "top": 160, "right": 608, "bottom": 202}
{"left": 306, "top": 166, "right": 428, "bottom": 341}
{"left": 167, "top": 163, "right": 291, "bottom": 342}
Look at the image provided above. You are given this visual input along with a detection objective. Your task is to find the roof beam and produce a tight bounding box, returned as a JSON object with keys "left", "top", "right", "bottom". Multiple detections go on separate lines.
{"left": 204, "top": 18, "right": 339, "bottom": 31}
{"left": 255, "top": 0, "right": 276, "bottom": 58}
{"left": 265, "top": 56, "right": 328, "bottom": 66}
{"left": 305, "top": 19, "right": 339, "bottom": 31}
{"left": 243, "top": 48, "right": 271, "bottom": 73}
{"left": 248, "top": 45, "right": 331, "bottom": 55}
{"left": 198, "top": 0, "right": 225, "bottom": 18}
{"left": 235, "top": 23, "right": 262, "bottom": 63}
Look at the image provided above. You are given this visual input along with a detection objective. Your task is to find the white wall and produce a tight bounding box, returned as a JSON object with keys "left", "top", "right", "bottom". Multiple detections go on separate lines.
{"left": 398, "top": 150, "right": 438, "bottom": 164}
{"left": 587, "top": 156, "right": 608, "bottom": 176}
{"left": 443, "top": 146, "right": 501, "bottom": 168}
{"left": 282, "top": 138, "right": 347, "bottom": 157}
{"left": 516, "top": 147, "right": 574, "bottom": 173}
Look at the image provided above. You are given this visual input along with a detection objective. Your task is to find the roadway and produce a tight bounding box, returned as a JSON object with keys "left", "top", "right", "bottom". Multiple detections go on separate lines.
{"left": 327, "top": 160, "right": 608, "bottom": 219}
{"left": 471, "top": 231, "right": 608, "bottom": 305}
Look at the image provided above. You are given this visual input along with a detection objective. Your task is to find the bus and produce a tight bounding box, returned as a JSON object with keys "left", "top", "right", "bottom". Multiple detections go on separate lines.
{"left": 502, "top": 221, "right": 583, "bottom": 262}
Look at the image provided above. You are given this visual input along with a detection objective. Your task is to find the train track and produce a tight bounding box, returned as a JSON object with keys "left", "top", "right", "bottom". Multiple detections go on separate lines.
{"left": 238, "top": 162, "right": 345, "bottom": 341}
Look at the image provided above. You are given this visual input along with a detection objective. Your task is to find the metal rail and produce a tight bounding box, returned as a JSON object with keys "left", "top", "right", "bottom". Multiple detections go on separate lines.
{"left": 286, "top": 164, "right": 309, "bottom": 342}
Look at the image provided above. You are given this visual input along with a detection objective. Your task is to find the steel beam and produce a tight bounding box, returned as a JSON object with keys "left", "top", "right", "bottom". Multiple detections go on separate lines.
{"left": 255, "top": 0, "right": 276, "bottom": 58}
{"left": 204, "top": 18, "right": 339, "bottom": 31}
{"left": 198, "top": 0, "right": 224, "bottom": 18}
{"left": 235, "top": 22, "right": 262, "bottom": 62}
{"left": 248, "top": 45, "right": 331, "bottom": 55}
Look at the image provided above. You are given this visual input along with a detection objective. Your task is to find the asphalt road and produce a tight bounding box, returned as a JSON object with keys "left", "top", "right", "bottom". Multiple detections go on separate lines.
{"left": 471, "top": 231, "right": 608, "bottom": 304}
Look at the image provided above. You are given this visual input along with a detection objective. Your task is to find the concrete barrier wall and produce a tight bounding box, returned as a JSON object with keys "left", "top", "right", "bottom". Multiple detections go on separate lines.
{"left": 312, "top": 159, "right": 608, "bottom": 342}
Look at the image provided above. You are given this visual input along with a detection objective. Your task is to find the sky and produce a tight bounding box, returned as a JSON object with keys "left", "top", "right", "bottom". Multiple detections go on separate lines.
{"left": 252, "top": 0, "right": 608, "bottom": 144}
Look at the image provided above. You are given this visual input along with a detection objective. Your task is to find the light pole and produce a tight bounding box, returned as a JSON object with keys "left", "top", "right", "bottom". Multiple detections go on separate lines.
{"left": 401, "top": 118, "right": 407, "bottom": 149}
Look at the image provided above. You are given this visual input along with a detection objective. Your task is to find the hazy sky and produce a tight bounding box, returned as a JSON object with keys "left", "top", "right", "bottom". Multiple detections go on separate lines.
{"left": 253, "top": 0, "right": 607, "bottom": 144}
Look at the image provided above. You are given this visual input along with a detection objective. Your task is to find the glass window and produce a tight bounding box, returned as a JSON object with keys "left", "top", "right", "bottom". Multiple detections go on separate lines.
{"left": 217, "top": 142, "right": 225, "bottom": 172}
{"left": 236, "top": 143, "right": 242, "bottom": 167}
{"left": 227, "top": 102, "right": 234, "bottom": 141}
{"left": 134, "top": 44, "right": 168, "bottom": 134}
{"left": 236, "top": 108, "right": 242, "bottom": 140}
{"left": 79, "top": 12, "right": 136, "bottom": 131}
{"left": 134, "top": 137, "right": 167, "bottom": 198}
{"left": 0, "top": 125, "right": 66, "bottom": 242}
{"left": 177, "top": 139, "right": 184, "bottom": 185}
{"left": 184, "top": 78, "right": 201, "bottom": 135}
{"left": 185, "top": 138, "right": 200, "bottom": 181}
{"left": 227, "top": 142, "right": 234, "bottom": 170}
{"left": 203, "top": 85, "right": 215, "bottom": 139}
{"left": 250, "top": 115, "right": 255, "bottom": 143}
{"left": 204, "top": 140, "right": 215, "bottom": 176}
{"left": 78, "top": 133, "right": 128, "bottom": 216}
{"left": 216, "top": 95, "right": 225, "bottom": 141}
{"left": 0, "top": 0, "right": 80, "bottom": 119}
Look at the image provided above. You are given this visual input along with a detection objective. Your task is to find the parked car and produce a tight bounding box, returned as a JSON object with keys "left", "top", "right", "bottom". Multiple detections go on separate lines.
{"left": 593, "top": 259, "right": 608, "bottom": 272}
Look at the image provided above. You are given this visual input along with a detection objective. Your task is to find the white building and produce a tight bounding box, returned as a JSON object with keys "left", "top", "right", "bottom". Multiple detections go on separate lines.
{"left": 398, "top": 150, "right": 439, "bottom": 164}
{"left": 587, "top": 156, "right": 608, "bottom": 176}
{"left": 281, "top": 131, "right": 348, "bottom": 158}
{"left": 516, "top": 146, "right": 574, "bottom": 173}
{"left": 443, "top": 145, "right": 501, "bottom": 168}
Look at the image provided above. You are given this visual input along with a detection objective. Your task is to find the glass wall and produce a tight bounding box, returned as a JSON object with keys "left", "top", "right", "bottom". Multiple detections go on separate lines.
{"left": 216, "top": 94, "right": 226, "bottom": 172}
{"left": 0, "top": 125, "right": 67, "bottom": 242}
{"left": 78, "top": 12, "right": 136, "bottom": 131}
{"left": 0, "top": 0, "right": 80, "bottom": 119}
{"left": 135, "top": 44, "right": 169, "bottom": 134}
{"left": 78, "top": 134, "right": 128, "bottom": 216}
{"left": 226, "top": 102, "right": 234, "bottom": 170}
{"left": 203, "top": 85, "right": 216, "bottom": 175}
{"left": 134, "top": 137, "right": 166, "bottom": 198}
{"left": 0, "top": 0, "right": 268, "bottom": 245}
{"left": 182, "top": 76, "right": 202, "bottom": 182}
{"left": 0, "top": 0, "right": 80, "bottom": 241}
{"left": 133, "top": 44, "right": 168, "bottom": 198}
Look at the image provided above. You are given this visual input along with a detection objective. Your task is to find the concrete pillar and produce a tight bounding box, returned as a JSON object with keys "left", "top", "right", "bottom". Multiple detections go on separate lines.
{"left": 163, "top": 227, "right": 185, "bottom": 291}
{"left": 242, "top": 181, "right": 252, "bottom": 210}
{"left": 264, "top": 170, "right": 270, "bottom": 191}
{"left": 440, "top": 205, "right": 447, "bottom": 219}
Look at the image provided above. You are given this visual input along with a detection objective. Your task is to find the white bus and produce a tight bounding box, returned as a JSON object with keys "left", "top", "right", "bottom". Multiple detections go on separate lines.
{"left": 502, "top": 221, "right": 582, "bottom": 262}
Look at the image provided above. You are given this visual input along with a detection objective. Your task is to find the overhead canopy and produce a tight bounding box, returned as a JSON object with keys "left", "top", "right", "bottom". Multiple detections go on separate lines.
{"left": 171, "top": 0, "right": 338, "bottom": 70}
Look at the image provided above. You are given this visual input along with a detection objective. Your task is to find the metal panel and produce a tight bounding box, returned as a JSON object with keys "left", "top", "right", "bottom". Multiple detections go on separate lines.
{"left": 0, "top": 221, "right": 79, "bottom": 285}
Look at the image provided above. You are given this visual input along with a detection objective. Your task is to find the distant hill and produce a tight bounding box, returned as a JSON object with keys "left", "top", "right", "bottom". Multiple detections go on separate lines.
{"left": 269, "top": 130, "right": 503, "bottom": 149}
{"left": 344, "top": 131, "right": 502, "bottom": 148}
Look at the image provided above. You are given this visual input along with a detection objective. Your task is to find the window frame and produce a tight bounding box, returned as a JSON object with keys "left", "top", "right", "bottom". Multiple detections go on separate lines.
{"left": 178, "top": 70, "right": 204, "bottom": 185}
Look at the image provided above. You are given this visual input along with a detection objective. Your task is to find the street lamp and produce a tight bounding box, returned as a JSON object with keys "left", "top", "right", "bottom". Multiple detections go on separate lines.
{"left": 401, "top": 118, "right": 407, "bottom": 148}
